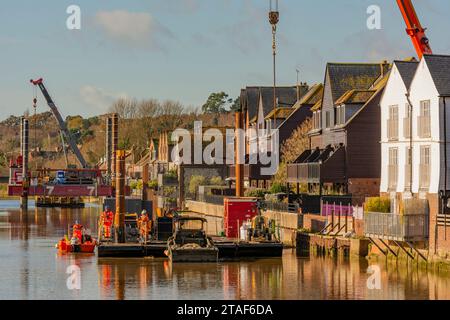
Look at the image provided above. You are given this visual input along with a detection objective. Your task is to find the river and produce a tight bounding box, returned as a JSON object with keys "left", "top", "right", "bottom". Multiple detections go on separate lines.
{"left": 0, "top": 200, "right": 449, "bottom": 300}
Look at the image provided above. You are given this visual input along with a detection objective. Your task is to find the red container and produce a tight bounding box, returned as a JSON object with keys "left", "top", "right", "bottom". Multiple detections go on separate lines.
{"left": 224, "top": 198, "right": 258, "bottom": 238}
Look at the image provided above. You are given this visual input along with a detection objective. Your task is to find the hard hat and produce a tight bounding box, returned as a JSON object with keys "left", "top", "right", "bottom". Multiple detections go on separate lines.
{"left": 141, "top": 209, "right": 148, "bottom": 215}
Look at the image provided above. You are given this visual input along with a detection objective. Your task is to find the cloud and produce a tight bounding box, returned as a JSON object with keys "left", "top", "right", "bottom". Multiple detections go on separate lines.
{"left": 94, "top": 10, "right": 173, "bottom": 50}
{"left": 80, "top": 86, "right": 127, "bottom": 112}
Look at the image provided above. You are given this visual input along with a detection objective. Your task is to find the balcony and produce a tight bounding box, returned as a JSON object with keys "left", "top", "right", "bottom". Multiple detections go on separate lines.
{"left": 403, "top": 117, "right": 411, "bottom": 139}
{"left": 387, "top": 119, "right": 398, "bottom": 141}
{"left": 287, "top": 146, "right": 346, "bottom": 184}
{"left": 418, "top": 116, "right": 431, "bottom": 138}
{"left": 228, "top": 164, "right": 272, "bottom": 181}
{"left": 364, "top": 212, "right": 429, "bottom": 242}
{"left": 287, "top": 163, "right": 321, "bottom": 184}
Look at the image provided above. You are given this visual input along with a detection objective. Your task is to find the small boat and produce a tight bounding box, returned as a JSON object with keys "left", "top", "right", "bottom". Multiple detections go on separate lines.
{"left": 56, "top": 224, "right": 97, "bottom": 254}
{"left": 166, "top": 217, "right": 218, "bottom": 263}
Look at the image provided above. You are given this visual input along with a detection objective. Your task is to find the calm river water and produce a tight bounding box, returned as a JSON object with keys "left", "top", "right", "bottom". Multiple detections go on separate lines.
{"left": 0, "top": 200, "right": 449, "bottom": 300}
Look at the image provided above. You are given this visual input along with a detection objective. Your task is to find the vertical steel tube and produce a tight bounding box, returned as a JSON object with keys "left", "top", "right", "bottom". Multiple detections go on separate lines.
{"left": 106, "top": 117, "right": 113, "bottom": 181}
{"left": 21, "top": 118, "right": 29, "bottom": 210}
{"left": 111, "top": 113, "right": 119, "bottom": 187}
{"left": 115, "top": 149, "right": 126, "bottom": 243}
{"left": 235, "top": 112, "right": 244, "bottom": 198}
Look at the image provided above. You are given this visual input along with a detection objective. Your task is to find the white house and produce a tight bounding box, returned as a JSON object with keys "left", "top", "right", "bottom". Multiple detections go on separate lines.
{"left": 380, "top": 54, "right": 450, "bottom": 254}
{"left": 380, "top": 60, "right": 419, "bottom": 195}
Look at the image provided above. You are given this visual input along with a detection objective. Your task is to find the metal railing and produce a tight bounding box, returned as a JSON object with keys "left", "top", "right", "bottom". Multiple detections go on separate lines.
{"left": 286, "top": 163, "right": 320, "bottom": 183}
{"left": 418, "top": 116, "right": 431, "bottom": 138}
{"left": 387, "top": 119, "right": 399, "bottom": 141}
{"left": 364, "top": 212, "right": 429, "bottom": 241}
{"left": 265, "top": 201, "right": 299, "bottom": 213}
{"left": 198, "top": 194, "right": 226, "bottom": 206}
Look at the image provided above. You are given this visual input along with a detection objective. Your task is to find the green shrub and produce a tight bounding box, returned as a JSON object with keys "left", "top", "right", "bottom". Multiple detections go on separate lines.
{"left": 148, "top": 180, "right": 158, "bottom": 189}
{"left": 269, "top": 182, "right": 288, "bottom": 194}
{"left": 165, "top": 169, "right": 178, "bottom": 179}
{"left": 365, "top": 197, "right": 390, "bottom": 213}
{"left": 210, "top": 176, "right": 225, "bottom": 186}
{"left": 129, "top": 180, "right": 138, "bottom": 190}
{"left": 189, "top": 175, "right": 206, "bottom": 195}
{"left": 244, "top": 188, "right": 266, "bottom": 198}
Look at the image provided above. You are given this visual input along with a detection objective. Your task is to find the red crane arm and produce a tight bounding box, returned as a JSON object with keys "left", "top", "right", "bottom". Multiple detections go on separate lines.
{"left": 396, "top": 0, "right": 432, "bottom": 59}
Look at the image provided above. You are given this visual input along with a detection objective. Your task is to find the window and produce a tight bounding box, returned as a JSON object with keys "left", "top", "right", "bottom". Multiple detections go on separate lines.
{"left": 418, "top": 100, "right": 431, "bottom": 138}
{"left": 388, "top": 105, "right": 399, "bottom": 140}
{"left": 335, "top": 105, "right": 345, "bottom": 126}
{"left": 419, "top": 145, "right": 431, "bottom": 189}
{"left": 388, "top": 147, "right": 398, "bottom": 190}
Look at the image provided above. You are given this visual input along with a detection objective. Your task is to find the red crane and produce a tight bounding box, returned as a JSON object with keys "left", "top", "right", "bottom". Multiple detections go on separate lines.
{"left": 396, "top": 0, "right": 433, "bottom": 59}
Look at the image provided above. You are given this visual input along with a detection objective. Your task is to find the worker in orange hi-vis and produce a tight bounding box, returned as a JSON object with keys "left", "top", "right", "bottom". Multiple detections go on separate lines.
{"left": 138, "top": 210, "right": 151, "bottom": 243}
{"left": 101, "top": 206, "right": 114, "bottom": 239}
{"left": 72, "top": 223, "right": 83, "bottom": 243}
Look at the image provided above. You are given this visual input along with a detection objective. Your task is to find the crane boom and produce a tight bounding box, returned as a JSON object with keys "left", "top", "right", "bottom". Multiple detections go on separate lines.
{"left": 396, "top": 0, "right": 433, "bottom": 59}
{"left": 30, "top": 78, "right": 89, "bottom": 169}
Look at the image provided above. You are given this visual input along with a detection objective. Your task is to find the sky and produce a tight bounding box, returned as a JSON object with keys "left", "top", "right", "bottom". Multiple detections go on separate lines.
{"left": 1, "top": 0, "right": 450, "bottom": 120}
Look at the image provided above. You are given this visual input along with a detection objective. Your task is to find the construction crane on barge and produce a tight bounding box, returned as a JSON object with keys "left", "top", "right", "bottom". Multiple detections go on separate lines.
{"left": 30, "top": 78, "right": 88, "bottom": 169}
{"left": 396, "top": 0, "right": 433, "bottom": 59}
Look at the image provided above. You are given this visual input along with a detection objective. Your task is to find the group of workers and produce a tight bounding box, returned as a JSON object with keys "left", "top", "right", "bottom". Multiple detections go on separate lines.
{"left": 100, "top": 206, "right": 151, "bottom": 243}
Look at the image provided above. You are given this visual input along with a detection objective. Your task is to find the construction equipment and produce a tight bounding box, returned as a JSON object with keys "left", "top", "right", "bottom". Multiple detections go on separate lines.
{"left": 396, "top": 0, "right": 433, "bottom": 59}
{"left": 30, "top": 78, "right": 88, "bottom": 168}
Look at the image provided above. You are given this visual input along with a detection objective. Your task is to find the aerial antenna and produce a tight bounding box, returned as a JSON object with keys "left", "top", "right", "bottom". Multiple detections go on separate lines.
{"left": 269, "top": 0, "right": 280, "bottom": 123}
{"left": 296, "top": 68, "right": 301, "bottom": 101}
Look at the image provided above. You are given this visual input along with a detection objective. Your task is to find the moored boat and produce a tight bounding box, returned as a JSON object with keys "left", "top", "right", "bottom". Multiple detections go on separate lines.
{"left": 56, "top": 223, "right": 96, "bottom": 254}
{"left": 166, "top": 216, "right": 218, "bottom": 263}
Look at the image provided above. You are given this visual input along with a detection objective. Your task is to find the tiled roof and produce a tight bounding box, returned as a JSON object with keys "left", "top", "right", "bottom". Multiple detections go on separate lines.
{"left": 423, "top": 54, "right": 450, "bottom": 96}
{"left": 310, "top": 99, "right": 322, "bottom": 112}
{"left": 292, "top": 83, "right": 324, "bottom": 109}
{"left": 264, "top": 107, "right": 294, "bottom": 120}
{"left": 242, "top": 85, "right": 307, "bottom": 121}
{"left": 394, "top": 60, "right": 418, "bottom": 89}
{"left": 326, "top": 63, "right": 389, "bottom": 103}
{"left": 335, "top": 89, "right": 376, "bottom": 105}
{"left": 345, "top": 72, "right": 390, "bottom": 125}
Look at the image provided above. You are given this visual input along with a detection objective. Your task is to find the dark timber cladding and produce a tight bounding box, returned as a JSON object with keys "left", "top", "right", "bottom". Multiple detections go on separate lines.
{"left": 288, "top": 62, "right": 390, "bottom": 193}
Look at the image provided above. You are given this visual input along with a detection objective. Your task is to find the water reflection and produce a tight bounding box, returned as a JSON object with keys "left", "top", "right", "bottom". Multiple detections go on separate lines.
{"left": 0, "top": 201, "right": 449, "bottom": 300}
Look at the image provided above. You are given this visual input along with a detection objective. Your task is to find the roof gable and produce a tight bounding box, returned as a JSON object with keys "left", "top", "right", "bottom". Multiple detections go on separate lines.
{"left": 394, "top": 60, "right": 419, "bottom": 89}
{"left": 423, "top": 54, "right": 450, "bottom": 96}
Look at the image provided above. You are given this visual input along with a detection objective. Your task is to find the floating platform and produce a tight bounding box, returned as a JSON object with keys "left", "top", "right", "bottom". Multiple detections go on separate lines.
{"left": 97, "top": 239, "right": 283, "bottom": 260}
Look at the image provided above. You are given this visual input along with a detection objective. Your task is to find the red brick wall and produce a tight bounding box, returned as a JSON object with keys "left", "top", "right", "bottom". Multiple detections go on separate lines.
{"left": 428, "top": 193, "right": 450, "bottom": 254}
{"left": 302, "top": 214, "right": 327, "bottom": 232}
{"left": 348, "top": 178, "right": 380, "bottom": 201}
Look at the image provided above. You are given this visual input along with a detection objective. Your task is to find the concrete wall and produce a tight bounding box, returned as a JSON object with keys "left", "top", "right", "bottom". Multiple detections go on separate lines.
{"left": 186, "top": 200, "right": 224, "bottom": 218}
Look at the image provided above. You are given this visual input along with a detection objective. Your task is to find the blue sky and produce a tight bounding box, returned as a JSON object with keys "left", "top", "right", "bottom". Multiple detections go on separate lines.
{"left": 1, "top": 0, "right": 449, "bottom": 120}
